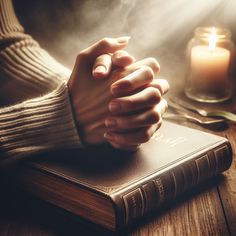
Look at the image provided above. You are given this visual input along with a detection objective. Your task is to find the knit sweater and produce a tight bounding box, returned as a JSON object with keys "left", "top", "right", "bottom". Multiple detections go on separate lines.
{"left": 0, "top": 0, "right": 81, "bottom": 167}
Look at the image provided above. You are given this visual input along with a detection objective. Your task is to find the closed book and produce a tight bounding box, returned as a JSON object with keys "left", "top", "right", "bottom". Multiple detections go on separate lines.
{"left": 17, "top": 121, "right": 233, "bottom": 231}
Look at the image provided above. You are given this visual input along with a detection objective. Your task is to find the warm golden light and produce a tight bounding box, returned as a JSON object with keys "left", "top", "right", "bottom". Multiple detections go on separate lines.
{"left": 209, "top": 27, "right": 216, "bottom": 51}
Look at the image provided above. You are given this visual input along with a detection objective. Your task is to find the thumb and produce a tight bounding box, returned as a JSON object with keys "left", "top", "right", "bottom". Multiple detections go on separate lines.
{"left": 79, "top": 36, "right": 131, "bottom": 62}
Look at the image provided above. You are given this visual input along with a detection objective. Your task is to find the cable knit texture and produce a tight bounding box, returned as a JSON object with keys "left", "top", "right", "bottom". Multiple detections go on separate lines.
{"left": 0, "top": 0, "right": 81, "bottom": 166}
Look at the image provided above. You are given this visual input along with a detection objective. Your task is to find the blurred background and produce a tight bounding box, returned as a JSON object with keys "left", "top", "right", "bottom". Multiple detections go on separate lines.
{"left": 13, "top": 0, "right": 236, "bottom": 80}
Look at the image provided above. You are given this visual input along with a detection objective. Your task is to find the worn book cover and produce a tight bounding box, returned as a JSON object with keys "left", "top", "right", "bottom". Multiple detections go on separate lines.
{"left": 18, "top": 121, "right": 233, "bottom": 231}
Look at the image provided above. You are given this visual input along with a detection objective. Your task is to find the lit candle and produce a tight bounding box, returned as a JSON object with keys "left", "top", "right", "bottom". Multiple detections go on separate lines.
{"left": 190, "top": 27, "right": 230, "bottom": 92}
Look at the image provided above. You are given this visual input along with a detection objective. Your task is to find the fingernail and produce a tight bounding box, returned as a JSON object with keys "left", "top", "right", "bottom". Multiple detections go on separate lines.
{"left": 94, "top": 65, "right": 107, "bottom": 74}
{"left": 109, "top": 101, "right": 121, "bottom": 113}
{"left": 105, "top": 118, "right": 117, "bottom": 128}
{"left": 117, "top": 36, "right": 131, "bottom": 44}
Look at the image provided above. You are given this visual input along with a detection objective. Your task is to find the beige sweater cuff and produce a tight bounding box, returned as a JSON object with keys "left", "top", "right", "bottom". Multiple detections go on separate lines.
{"left": 0, "top": 82, "right": 81, "bottom": 166}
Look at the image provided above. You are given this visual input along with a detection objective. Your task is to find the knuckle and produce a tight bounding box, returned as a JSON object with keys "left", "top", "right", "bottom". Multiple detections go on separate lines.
{"left": 100, "top": 37, "right": 112, "bottom": 48}
{"left": 155, "top": 83, "right": 164, "bottom": 95}
{"left": 157, "top": 79, "right": 170, "bottom": 95}
{"left": 96, "top": 54, "right": 111, "bottom": 66}
{"left": 76, "top": 50, "right": 88, "bottom": 61}
{"left": 114, "top": 50, "right": 125, "bottom": 58}
{"left": 147, "top": 87, "right": 161, "bottom": 104}
{"left": 125, "top": 79, "right": 133, "bottom": 90}
{"left": 148, "top": 57, "right": 160, "bottom": 73}
{"left": 149, "top": 110, "right": 161, "bottom": 124}
{"left": 142, "top": 66, "right": 154, "bottom": 81}
{"left": 125, "top": 97, "right": 136, "bottom": 110}
{"left": 140, "top": 129, "right": 151, "bottom": 143}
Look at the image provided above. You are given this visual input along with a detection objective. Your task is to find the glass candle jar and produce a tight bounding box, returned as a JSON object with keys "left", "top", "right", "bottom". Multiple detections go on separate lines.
{"left": 185, "top": 27, "right": 235, "bottom": 103}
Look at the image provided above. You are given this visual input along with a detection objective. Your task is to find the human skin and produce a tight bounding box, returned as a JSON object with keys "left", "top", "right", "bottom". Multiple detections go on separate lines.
{"left": 68, "top": 37, "right": 169, "bottom": 151}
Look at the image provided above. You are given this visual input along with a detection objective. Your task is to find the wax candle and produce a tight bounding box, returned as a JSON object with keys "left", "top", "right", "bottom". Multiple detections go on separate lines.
{"left": 185, "top": 27, "right": 234, "bottom": 103}
{"left": 190, "top": 28, "right": 230, "bottom": 93}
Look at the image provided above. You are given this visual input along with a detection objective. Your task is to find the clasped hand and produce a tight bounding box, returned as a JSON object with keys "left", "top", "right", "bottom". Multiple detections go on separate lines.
{"left": 68, "top": 37, "right": 169, "bottom": 151}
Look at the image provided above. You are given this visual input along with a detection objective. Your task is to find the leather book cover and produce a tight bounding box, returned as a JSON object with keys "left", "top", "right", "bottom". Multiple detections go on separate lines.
{"left": 26, "top": 121, "right": 232, "bottom": 195}
{"left": 19, "top": 121, "right": 233, "bottom": 230}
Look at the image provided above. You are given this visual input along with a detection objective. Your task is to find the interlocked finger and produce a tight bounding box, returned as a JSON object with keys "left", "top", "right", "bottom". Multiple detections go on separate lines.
{"left": 111, "top": 66, "right": 155, "bottom": 96}
{"left": 104, "top": 123, "right": 161, "bottom": 146}
{"left": 150, "top": 78, "right": 169, "bottom": 95}
{"left": 92, "top": 54, "right": 112, "bottom": 79}
{"left": 108, "top": 87, "right": 163, "bottom": 114}
{"left": 106, "top": 98, "right": 168, "bottom": 130}
{"left": 112, "top": 50, "right": 135, "bottom": 67}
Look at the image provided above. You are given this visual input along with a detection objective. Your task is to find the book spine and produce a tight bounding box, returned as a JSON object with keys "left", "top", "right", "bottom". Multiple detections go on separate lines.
{"left": 114, "top": 142, "right": 232, "bottom": 229}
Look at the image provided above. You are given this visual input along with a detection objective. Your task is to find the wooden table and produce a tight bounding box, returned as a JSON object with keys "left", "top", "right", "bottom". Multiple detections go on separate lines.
{"left": 1, "top": 2, "right": 236, "bottom": 234}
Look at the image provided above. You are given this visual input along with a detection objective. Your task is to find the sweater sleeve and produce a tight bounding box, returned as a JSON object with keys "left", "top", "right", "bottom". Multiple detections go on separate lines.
{"left": 0, "top": 0, "right": 82, "bottom": 167}
{"left": 0, "top": 0, "right": 72, "bottom": 104}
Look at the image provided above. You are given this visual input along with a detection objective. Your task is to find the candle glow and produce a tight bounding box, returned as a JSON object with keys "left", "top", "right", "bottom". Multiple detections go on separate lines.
{"left": 209, "top": 27, "right": 216, "bottom": 51}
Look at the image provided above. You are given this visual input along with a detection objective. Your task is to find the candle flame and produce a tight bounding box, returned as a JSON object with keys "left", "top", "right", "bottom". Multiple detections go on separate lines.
{"left": 209, "top": 27, "right": 216, "bottom": 51}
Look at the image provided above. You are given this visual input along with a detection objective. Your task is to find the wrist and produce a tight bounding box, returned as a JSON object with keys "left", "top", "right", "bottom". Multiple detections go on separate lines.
{"left": 67, "top": 80, "right": 108, "bottom": 145}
